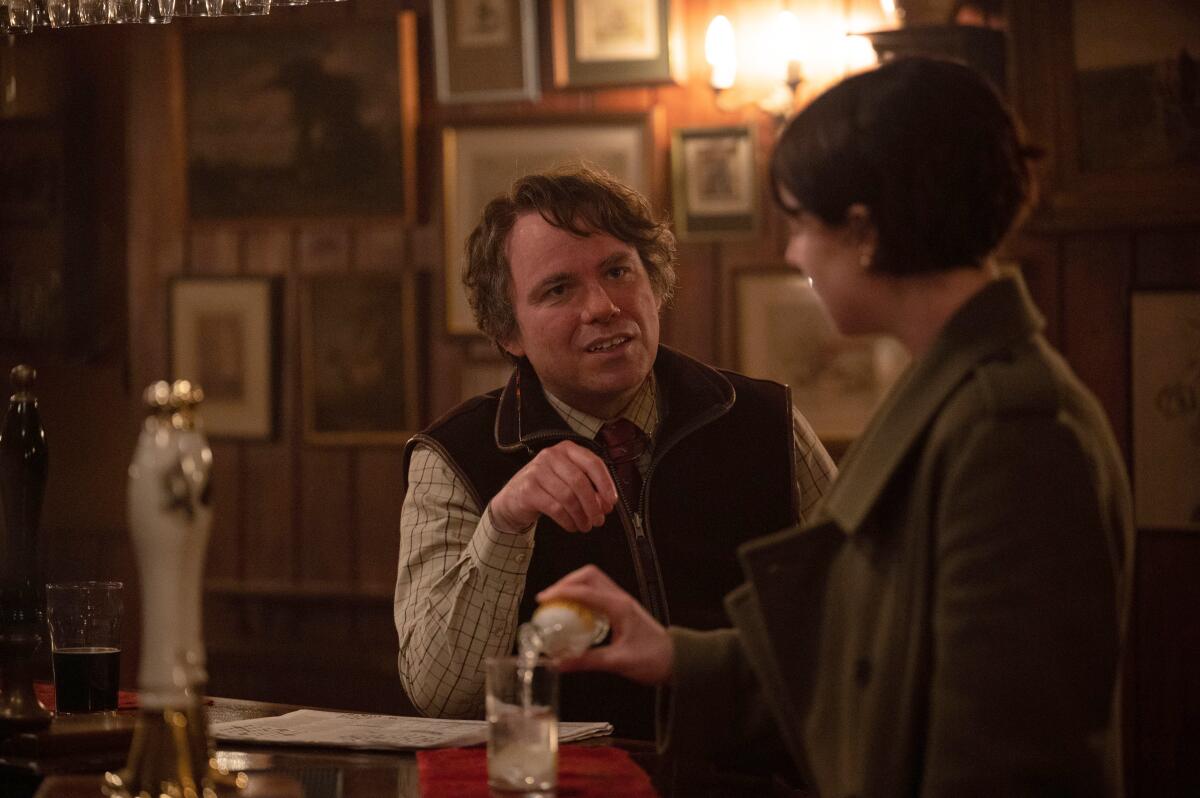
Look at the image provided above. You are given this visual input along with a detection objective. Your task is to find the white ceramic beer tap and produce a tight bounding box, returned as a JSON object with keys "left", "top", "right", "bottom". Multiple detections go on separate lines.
{"left": 105, "top": 380, "right": 216, "bottom": 798}
{"left": 169, "top": 380, "right": 214, "bottom": 693}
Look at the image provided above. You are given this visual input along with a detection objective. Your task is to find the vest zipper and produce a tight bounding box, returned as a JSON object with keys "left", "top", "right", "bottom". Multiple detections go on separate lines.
{"left": 633, "top": 403, "right": 731, "bottom": 627}
{"left": 608, "top": 464, "right": 668, "bottom": 625}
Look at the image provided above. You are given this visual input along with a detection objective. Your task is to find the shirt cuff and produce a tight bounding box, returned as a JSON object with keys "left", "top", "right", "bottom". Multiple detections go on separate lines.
{"left": 469, "top": 504, "right": 537, "bottom": 581}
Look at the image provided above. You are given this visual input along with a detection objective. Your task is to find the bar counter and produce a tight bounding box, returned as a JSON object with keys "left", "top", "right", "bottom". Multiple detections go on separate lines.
{"left": 1, "top": 696, "right": 678, "bottom": 798}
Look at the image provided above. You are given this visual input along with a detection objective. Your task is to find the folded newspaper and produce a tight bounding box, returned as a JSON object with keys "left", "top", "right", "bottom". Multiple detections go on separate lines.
{"left": 211, "top": 709, "right": 613, "bottom": 751}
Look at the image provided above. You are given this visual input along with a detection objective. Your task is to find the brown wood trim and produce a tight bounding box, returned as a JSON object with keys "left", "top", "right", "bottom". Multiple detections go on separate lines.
{"left": 205, "top": 578, "right": 391, "bottom": 604}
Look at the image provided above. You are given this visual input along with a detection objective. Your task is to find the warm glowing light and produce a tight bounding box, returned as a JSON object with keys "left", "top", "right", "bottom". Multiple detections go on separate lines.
{"left": 844, "top": 34, "right": 879, "bottom": 72}
{"left": 705, "top": 15, "right": 737, "bottom": 90}
{"left": 879, "top": 0, "right": 896, "bottom": 17}
{"left": 774, "top": 10, "right": 804, "bottom": 85}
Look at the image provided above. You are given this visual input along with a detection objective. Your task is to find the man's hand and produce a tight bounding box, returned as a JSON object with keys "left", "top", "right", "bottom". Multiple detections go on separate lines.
{"left": 489, "top": 441, "right": 619, "bottom": 533}
{"left": 537, "top": 565, "right": 674, "bottom": 686}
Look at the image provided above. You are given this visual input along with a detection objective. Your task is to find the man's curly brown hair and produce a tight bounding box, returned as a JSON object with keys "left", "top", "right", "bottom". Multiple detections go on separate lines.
{"left": 464, "top": 164, "right": 678, "bottom": 346}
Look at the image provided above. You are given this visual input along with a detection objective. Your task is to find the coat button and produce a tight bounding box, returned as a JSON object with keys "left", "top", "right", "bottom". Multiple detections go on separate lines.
{"left": 854, "top": 658, "right": 871, "bottom": 687}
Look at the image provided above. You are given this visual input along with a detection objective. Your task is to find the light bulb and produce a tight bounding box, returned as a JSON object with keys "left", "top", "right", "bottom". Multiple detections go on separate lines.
{"left": 774, "top": 9, "right": 804, "bottom": 85}
{"left": 705, "top": 15, "right": 737, "bottom": 90}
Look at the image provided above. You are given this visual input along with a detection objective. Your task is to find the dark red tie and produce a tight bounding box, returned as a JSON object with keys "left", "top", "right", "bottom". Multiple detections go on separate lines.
{"left": 597, "top": 419, "right": 648, "bottom": 506}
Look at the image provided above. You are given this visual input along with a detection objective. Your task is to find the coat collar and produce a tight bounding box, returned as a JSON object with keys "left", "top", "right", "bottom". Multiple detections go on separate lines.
{"left": 493, "top": 345, "right": 735, "bottom": 453}
{"left": 816, "top": 271, "right": 1045, "bottom": 535}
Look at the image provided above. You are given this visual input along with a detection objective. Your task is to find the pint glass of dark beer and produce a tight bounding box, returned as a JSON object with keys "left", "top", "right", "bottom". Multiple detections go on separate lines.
{"left": 45, "top": 581, "right": 123, "bottom": 714}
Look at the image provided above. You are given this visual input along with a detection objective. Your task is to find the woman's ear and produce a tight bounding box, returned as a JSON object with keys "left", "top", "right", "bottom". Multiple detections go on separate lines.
{"left": 845, "top": 203, "right": 878, "bottom": 268}
{"left": 845, "top": 204, "right": 876, "bottom": 244}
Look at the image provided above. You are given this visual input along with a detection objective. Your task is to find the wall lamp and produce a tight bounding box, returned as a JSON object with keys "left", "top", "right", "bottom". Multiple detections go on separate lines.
{"left": 704, "top": 5, "right": 886, "bottom": 121}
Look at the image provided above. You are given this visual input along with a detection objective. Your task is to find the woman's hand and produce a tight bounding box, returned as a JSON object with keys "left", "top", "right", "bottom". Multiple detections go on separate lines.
{"left": 537, "top": 565, "right": 674, "bottom": 686}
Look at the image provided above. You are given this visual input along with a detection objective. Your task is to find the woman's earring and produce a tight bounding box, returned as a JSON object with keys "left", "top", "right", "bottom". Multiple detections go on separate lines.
{"left": 859, "top": 248, "right": 873, "bottom": 269}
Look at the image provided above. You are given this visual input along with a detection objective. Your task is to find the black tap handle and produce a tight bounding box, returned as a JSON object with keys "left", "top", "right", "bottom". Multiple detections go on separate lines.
{"left": 0, "top": 364, "right": 52, "bottom": 731}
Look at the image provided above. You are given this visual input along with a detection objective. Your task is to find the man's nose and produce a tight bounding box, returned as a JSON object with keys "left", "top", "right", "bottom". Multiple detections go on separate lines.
{"left": 580, "top": 282, "right": 619, "bottom": 322}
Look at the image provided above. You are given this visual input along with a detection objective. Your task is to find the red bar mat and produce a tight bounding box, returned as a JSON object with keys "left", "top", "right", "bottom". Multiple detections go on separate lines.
{"left": 35, "top": 681, "right": 140, "bottom": 711}
{"left": 418, "top": 745, "right": 659, "bottom": 797}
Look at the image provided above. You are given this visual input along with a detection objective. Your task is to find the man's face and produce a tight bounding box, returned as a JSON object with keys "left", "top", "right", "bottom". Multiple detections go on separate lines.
{"left": 501, "top": 211, "right": 661, "bottom": 419}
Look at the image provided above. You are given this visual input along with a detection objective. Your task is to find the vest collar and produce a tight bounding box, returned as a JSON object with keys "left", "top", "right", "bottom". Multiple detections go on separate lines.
{"left": 494, "top": 345, "right": 736, "bottom": 453}
{"left": 816, "top": 271, "right": 1045, "bottom": 535}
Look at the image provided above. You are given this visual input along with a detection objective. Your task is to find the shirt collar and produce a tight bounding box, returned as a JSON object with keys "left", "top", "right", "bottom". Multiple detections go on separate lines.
{"left": 544, "top": 373, "right": 660, "bottom": 441}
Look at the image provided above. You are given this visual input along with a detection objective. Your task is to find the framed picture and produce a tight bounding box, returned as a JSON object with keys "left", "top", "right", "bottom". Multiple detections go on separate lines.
{"left": 1, "top": 120, "right": 66, "bottom": 346}
{"left": 551, "top": 0, "right": 679, "bottom": 87}
{"left": 300, "top": 273, "right": 419, "bottom": 445}
{"left": 183, "top": 13, "right": 418, "bottom": 219}
{"left": 671, "top": 125, "right": 758, "bottom": 241}
{"left": 433, "top": 0, "right": 540, "bottom": 104}
{"left": 1131, "top": 291, "right": 1200, "bottom": 531}
{"left": 1010, "top": 0, "right": 1200, "bottom": 226}
{"left": 442, "top": 114, "right": 655, "bottom": 335}
{"left": 169, "top": 277, "right": 276, "bottom": 440}
{"left": 734, "top": 268, "right": 909, "bottom": 444}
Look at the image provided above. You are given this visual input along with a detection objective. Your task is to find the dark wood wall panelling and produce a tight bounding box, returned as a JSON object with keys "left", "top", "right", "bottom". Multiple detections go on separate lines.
{"left": 1123, "top": 230, "right": 1200, "bottom": 798}
{"left": 1005, "top": 218, "right": 1200, "bottom": 797}
{"left": 1008, "top": 3, "right": 1200, "bottom": 792}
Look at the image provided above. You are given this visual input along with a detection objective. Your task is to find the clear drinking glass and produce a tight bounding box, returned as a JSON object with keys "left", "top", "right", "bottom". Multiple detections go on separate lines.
{"left": 73, "top": 0, "right": 109, "bottom": 25}
{"left": 45, "top": 581, "right": 123, "bottom": 714}
{"left": 486, "top": 656, "right": 558, "bottom": 797}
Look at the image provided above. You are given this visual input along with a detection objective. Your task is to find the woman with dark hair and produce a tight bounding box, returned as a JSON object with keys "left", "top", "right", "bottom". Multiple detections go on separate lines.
{"left": 539, "top": 58, "right": 1133, "bottom": 796}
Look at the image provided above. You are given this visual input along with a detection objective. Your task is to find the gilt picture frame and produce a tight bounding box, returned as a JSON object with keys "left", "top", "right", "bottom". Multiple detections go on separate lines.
{"left": 734, "top": 267, "right": 909, "bottom": 445}
{"left": 671, "top": 124, "right": 759, "bottom": 241}
{"left": 300, "top": 273, "right": 419, "bottom": 446}
{"left": 169, "top": 276, "right": 277, "bottom": 440}
{"left": 433, "top": 0, "right": 540, "bottom": 104}
{"left": 441, "top": 114, "right": 655, "bottom": 335}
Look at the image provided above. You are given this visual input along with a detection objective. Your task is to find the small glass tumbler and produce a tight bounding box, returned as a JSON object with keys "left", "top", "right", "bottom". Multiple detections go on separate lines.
{"left": 45, "top": 581, "right": 123, "bottom": 714}
{"left": 486, "top": 656, "right": 558, "bottom": 797}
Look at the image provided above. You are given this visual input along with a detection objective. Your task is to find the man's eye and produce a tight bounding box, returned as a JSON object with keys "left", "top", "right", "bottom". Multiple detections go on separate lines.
{"left": 608, "top": 266, "right": 630, "bottom": 278}
{"left": 544, "top": 284, "right": 567, "bottom": 299}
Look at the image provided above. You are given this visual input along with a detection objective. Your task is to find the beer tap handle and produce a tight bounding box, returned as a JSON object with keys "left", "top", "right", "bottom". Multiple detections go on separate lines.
{"left": 0, "top": 364, "right": 53, "bottom": 732}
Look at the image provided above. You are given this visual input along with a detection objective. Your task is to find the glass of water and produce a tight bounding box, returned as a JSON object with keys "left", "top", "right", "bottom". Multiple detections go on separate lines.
{"left": 485, "top": 656, "right": 558, "bottom": 797}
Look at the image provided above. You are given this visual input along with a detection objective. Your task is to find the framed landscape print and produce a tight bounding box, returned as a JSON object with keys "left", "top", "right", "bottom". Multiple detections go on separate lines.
{"left": 671, "top": 125, "right": 758, "bottom": 241}
{"left": 442, "top": 114, "right": 654, "bottom": 334}
{"left": 300, "top": 273, "right": 419, "bottom": 445}
{"left": 1131, "top": 291, "right": 1200, "bottom": 531}
{"left": 169, "top": 277, "right": 276, "bottom": 440}
{"left": 433, "top": 0, "right": 540, "bottom": 104}
{"left": 734, "top": 268, "right": 909, "bottom": 444}
{"left": 183, "top": 13, "right": 418, "bottom": 219}
{"left": 1010, "top": 0, "right": 1200, "bottom": 226}
{"left": 551, "top": 0, "right": 678, "bottom": 87}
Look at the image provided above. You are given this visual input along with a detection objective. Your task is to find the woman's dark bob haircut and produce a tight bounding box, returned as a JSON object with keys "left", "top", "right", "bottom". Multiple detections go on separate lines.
{"left": 771, "top": 57, "right": 1034, "bottom": 275}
